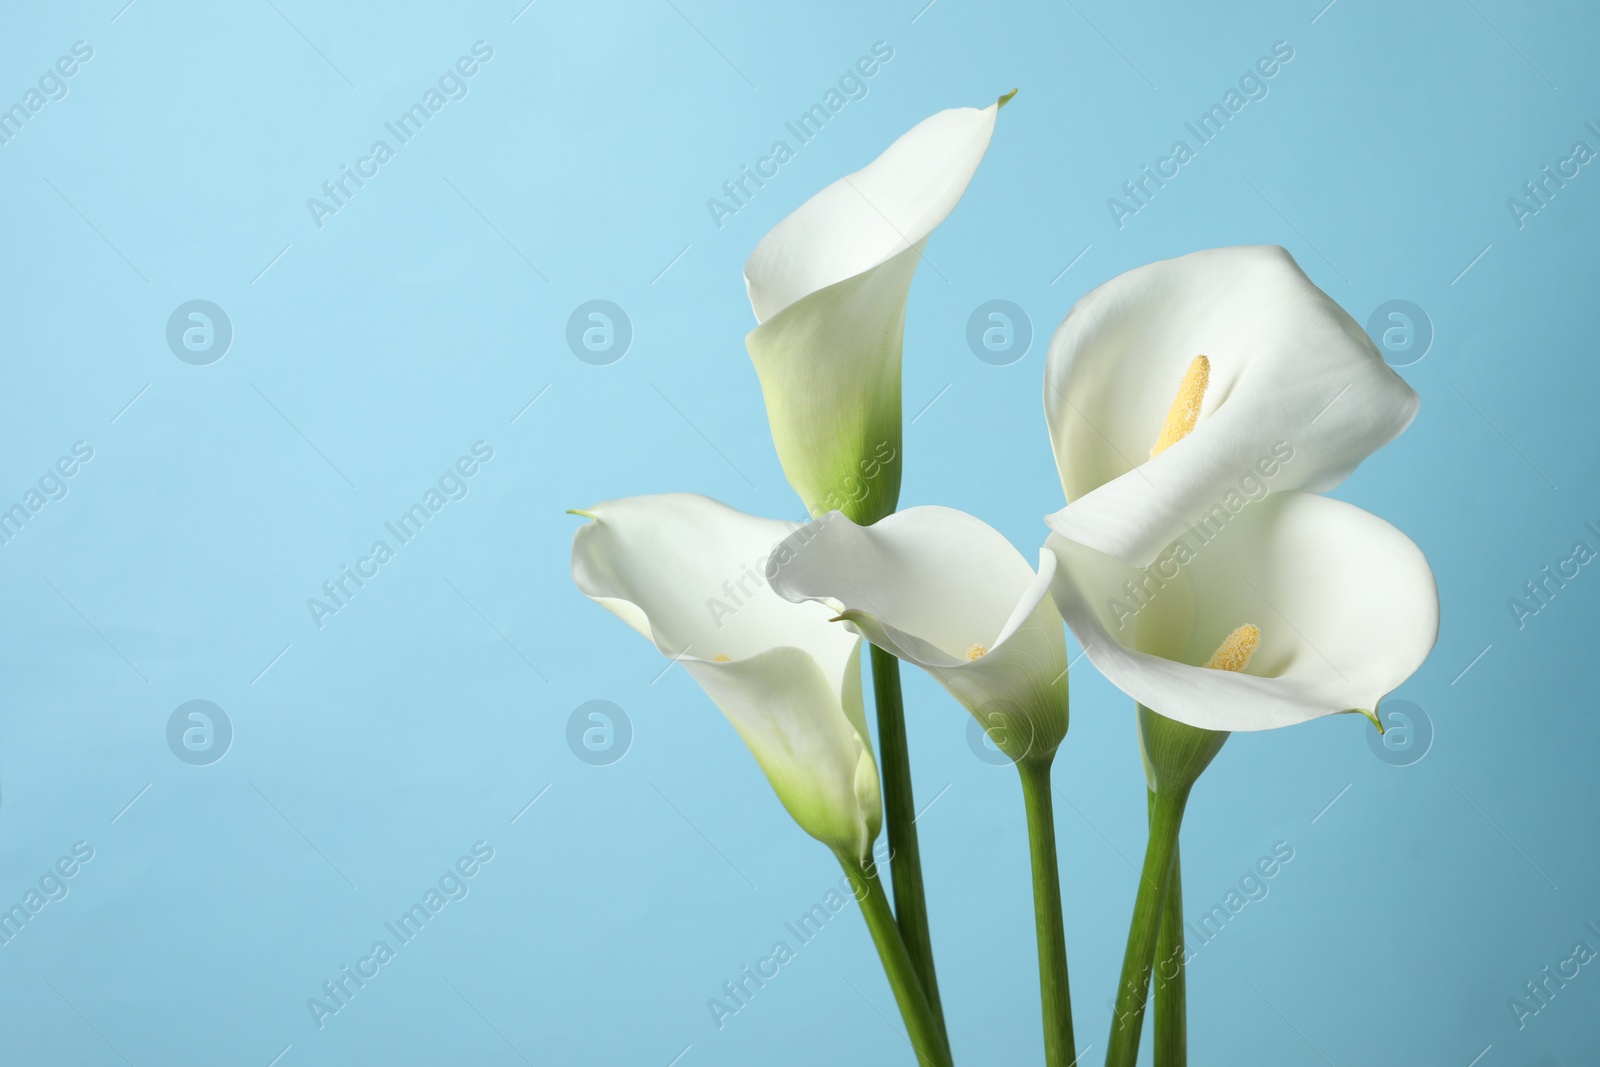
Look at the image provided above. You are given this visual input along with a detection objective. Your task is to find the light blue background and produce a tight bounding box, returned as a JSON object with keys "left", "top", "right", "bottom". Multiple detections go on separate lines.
{"left": 2, "top": 1, "right": 1596, "bottom": 1064}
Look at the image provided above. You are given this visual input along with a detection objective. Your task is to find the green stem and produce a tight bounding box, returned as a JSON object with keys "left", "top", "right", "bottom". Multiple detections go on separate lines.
{"left": 1018, "top": 759, "right": 1076, "bottom": 1066}
{"left": 839, "top": 853, "right": 954, "bottom": 1067}
{"left": 870, "top": 644, "right": 948, "bottom": 1047}
{"left": 1105, "top": 787, "right": 1188, "bottom": 1067}
{"left": 1151, "top": 802, "right": 1186, "bottom": 1067}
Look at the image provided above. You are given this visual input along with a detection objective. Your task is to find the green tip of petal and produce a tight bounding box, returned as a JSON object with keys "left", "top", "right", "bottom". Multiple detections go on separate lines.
{"left": 997, "top": 88, "right": 1018, "bottom": 109}
{"left": 566, "top": 508, "right": 598, "bottom": 520}
{"left": 1351, "top": 706, "right": 1384, "bottom": 732}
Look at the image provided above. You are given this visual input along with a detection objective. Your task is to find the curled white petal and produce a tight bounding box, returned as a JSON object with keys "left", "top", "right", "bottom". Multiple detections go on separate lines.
{"left": 1044, "top": 245, "right": 1419, "bottom": 567}
{"left": 744, "top": 102, "right": 1002, "bottom": 521}
{"left": 571, "top": 493, "right": 880, "bottom": 859}
{"left": 768, "top": 506, "right": 1070, "bottom": 762}
{"left": 1047, "top": 491, "right": 1439, "bottom": 732}
{"left": 745, "top": 102, "right": 1002, "bottom": 323}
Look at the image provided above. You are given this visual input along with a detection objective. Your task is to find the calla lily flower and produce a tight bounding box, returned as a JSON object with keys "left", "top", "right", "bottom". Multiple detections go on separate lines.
{"left": 770, "top": 505, "right": 1081, "bottom": 1058}
{"left": 1047, "top": 490, "right": 1438, "bottom": 733}
{"left": 766, "top": 506, "right": 1070, "bottom": 764}
{"left": 570, "top": 493, "right": 881, "bottom": 862}
{"left": 1044, "top": 244, "right": 1420, "bottom": 567}
{"left": 744, "top": 97, "right": 1007, "bottom": 524}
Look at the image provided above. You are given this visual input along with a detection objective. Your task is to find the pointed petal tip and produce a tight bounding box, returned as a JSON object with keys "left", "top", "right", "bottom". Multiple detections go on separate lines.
{"left": 566, "top": 508, "right": 599, "bottom": 521}
{"left": 997, "top": 88, "right": 1018, "bottom": 109}
{"left": 1355, "top": 706, "right": 1383, "bottom": 732}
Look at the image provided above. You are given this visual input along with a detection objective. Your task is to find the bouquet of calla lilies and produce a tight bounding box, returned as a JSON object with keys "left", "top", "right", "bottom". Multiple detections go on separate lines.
{"left": 570, "top": 96, "right": 1439, "bottom": 1067}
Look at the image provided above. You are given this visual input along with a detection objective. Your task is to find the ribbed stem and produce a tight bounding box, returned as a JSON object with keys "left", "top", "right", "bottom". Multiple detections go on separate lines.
{"left": 1151, "top": 801, "right": 1187, "bottom": 1067}
{"left": 1104, "top": 788, "right": 1188, "bottom": 1067}
{"left": 840, "top": 853, "right": 953, "bottom": 1067}
{"left": 1018, "top": 759, "right": 1076, "bottom": 1065}
{"left": 869, "top": 644, "right": 948, "bottom": 1050}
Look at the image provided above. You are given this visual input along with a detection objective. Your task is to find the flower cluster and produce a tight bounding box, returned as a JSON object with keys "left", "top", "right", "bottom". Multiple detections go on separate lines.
{"left": 569, "top": 96, "right": 1438, "bottom": 1067}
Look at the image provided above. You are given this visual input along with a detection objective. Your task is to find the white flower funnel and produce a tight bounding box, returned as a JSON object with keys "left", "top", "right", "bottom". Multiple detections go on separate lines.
{"left": 1044, "top": 245, "right": 1420, "bottom": 567}
{"left": 767, "top": 506, "right": 1070, "bottom": 764}
{"left": 745, "top": 98, "right": 1006, "bottom": 523}
{"left": 1047, "top": 491, "right": 1438, "bottom": 733}
{"left": 570, "top": 493, "right": 880, "bottom": 861}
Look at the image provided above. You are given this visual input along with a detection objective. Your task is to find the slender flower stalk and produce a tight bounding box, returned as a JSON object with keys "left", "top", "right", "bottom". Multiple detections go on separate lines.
{"left": 1107, "top": 688, "right": 1232, "bottom": 1067}
{"left": 767, "top": 506, "right": 1075, "bottom": 1065}
{"left": 869, "top": 643, "right": 948, "bottom": 1048}
{"left": 1152, "top": 815, "right": 1186, "bottom": 1066}
{"left": 1050, "top": 338, "right": 1434, "bottom": 1063}
{"left": 743, "top": 100, "right": 1007, "bottom": 1040}
{"left": 1019, "top": 758, "right": 1075, "bottom": 1065}
{"left": 839, "top": 850, "right": 954, "bottom": 1067}
{"left": 1105, "top": 781, "right": 1192, "bottom": 1066}
{"left": 1105, "top": 630, "right": 1239, "bottom": 1065}
{"left": 573, "top": 494, "right": 957, "bottom": 1055}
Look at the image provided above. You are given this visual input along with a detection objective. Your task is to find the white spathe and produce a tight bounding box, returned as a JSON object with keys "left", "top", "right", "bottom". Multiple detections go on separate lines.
{"left": 1044, "top": 245, "right": 1420, "bottom": 567}
{"left": 570, "top": 493, "right": 880, "bottom": 861}
{"left": 1047, "top": 491, "right": 1439, "bottom": 733}
{"left": 744, "top": 99, "right": 1005, "bottom": 523}
{"left": 768, "top": 506, "right": 1070, "bottom": 763}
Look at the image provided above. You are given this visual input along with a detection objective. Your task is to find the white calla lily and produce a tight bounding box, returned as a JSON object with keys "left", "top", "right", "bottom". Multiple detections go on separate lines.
{"left": 1047, "top": 491, "right": 1438, "bottom": 733}
{"left": 767, "top": 506, "right": 1070, "bottom": 764}
{"left": 570, "top": 493, "right": 881, "bottom": 862}
{"left": 1044, "top": 245, "right": 1420, "bottom": 567}
{"left": 769, "top": 505, "right": 1080, "bottom": 1060}
{"left": 744, "top": 97, "right": 1007, "bottom": 523}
